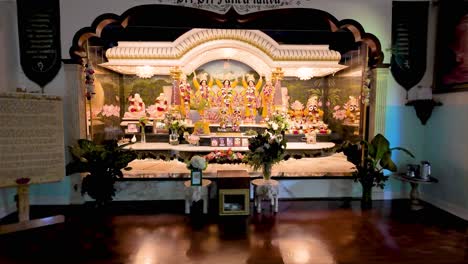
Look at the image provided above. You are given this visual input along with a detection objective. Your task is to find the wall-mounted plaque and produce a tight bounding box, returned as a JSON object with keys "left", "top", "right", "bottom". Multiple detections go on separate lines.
{"left": 391, "top": 1, "right": 429, "bottom": 92}
{"left": 17, "top": 0, "right": 61, "bottom": 90}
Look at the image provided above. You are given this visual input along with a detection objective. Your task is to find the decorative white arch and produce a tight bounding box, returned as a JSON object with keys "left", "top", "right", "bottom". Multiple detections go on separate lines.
{"left": 100, "top": 28, "right": 346, "bottom": 78}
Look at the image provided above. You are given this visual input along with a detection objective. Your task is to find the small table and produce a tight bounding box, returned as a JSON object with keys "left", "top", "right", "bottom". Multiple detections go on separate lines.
{"left": 251, "top": 179, "right": 279, "bottom": 213}
{"left": 392, "top": 173, "right": 438, "bottom": 210}
{"left": 184, "top": 179, "right": 212, "bottom": 214}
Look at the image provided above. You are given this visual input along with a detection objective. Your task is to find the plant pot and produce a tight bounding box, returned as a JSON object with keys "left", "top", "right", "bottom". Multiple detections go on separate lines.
{"left": 361, "top": 184, "right": 373, "bottom": 209}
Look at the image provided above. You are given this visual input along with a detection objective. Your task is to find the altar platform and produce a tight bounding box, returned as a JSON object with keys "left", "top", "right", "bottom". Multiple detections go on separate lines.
{"left": 123, "top": 152, "right": 354, "bottom": 179}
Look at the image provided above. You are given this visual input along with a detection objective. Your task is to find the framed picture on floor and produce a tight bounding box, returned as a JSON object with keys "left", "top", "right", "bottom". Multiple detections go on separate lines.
{"left": 191, "top": 169, "right": 202, "bottom": 186}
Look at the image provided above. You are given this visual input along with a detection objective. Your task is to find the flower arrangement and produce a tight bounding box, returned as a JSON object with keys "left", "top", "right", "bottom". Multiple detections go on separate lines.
{"left": 205, "top": 149, "right": 245, "bottom": 164}
{"left": 266, "top": 111, "right": 291, "bottom": 134}
{"left": 164, "top": 112, "right": 187, "bottom": 135}
{"left": 243, "top": 131, "right": 287, "bottom": 171}
{"left": 187, "top": 155, "right": 208, "bottom": 171}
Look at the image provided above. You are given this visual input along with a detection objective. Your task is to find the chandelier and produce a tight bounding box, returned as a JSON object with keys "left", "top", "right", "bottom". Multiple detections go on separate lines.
{"left": 136, "top": 66, "right": 155, "bottom": 78}
{"left": 296, "top": 68, "right": 315, "bottom": 80}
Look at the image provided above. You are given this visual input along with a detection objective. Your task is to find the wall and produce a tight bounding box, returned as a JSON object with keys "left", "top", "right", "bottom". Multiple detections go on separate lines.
{"left": 421, "top": 92, "right": 468, "bottom": 219}
{"left": 0, "top": 0, "right": 434, "bottom": 218}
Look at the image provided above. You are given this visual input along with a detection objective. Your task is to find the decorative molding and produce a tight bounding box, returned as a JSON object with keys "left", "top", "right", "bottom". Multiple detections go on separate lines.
{"left": 68, "top": 5, "right": 384, "bottom": 67}
{"left": 101, "top": 29, "right": 346, "bottom": 77}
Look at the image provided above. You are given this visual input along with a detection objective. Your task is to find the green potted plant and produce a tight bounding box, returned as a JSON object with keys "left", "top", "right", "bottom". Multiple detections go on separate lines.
{"left": 66, "top": 139, "right": 137, "bottom": 207}
{"left": 342, "top": 134, "right": 414, "bottom": 208}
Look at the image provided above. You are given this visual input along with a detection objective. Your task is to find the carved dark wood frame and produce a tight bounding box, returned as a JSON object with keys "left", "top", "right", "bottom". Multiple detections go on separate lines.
{"left": 68, "top": 5, "right": 383, "bottom": 68}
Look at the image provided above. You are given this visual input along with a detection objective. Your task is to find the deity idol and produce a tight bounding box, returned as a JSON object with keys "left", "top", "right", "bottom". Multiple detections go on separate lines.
{"left": 219, "top": 107, "right": 230, "bottom": 131}
{"left": 124, "top": 93, "right": 146, "bottom": 118}
{"left": 179, "top": 74, "right": 192, "bottom": 119}
{"left": 304, "top": 96, "right": 324, "bottom": 124}
{"left": 192, "top": 71, "right": 214, "bottom": 100}
{"left": 344, "top": 96, "right": 360, "bottom": 124}
{"left": 242, "top": 74, "right": 262, "bottom": 122}
{"left": 147, "top": 93, "right": 168, "bottom": 119}
{"left": 231, "top": 106, "right": 242, "bottom": 132}
{"left": 215, "top": 78, "right": 238, "bottom": 110}
{"left": 260, "top": 79, "right": 275, "bottom": 119}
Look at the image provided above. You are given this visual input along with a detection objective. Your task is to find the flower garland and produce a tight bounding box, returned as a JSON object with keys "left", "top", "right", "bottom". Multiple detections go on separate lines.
{"left": 84, "top": 64, "right": 95, "bottom": 100}
{"left": 205, "top": 149, "right": 244, "bottom": 164}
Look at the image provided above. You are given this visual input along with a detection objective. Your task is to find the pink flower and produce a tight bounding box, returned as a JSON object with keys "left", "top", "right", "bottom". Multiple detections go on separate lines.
{"left": 333, "top": 110, "right": 347, "bottom": 120}
{"left": 333, "top": 105, "right": 340, "bottom": 111}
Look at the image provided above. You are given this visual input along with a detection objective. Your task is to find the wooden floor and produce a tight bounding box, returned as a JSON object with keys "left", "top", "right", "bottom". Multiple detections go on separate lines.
{"left": 0, "top": 200, "right": 466, "bottom": 264}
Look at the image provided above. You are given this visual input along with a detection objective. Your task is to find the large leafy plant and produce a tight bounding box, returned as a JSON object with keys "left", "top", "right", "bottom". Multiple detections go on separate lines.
{"left": 343, "top": 134, "right": 414, "bottom": 189}
{"left": 66, "top": 139, "right": 136, "bottom": 206}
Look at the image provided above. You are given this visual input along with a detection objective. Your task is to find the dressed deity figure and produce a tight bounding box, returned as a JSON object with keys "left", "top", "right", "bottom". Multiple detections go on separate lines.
{"left": 178, "top": 75, "right": 192, "bottom": 119}
{"left": 219, "top": 107, "right": 230, "bottom": 131}
{"left": 260, "top": 79, "right": 275, "bottom": 119}
{"left": 231, "top": 107, "right": 242, "bottom": 132}
{"left": 304, "top": 96, "right": 324, "bottom": 124}
{"left": 242, "top": 74, "right": 262, "bottom": 122}
{"left": 124, "top": 93, "right": 146, "bottom": 118}
{"left": 192, "top": 72, "right": 214, "bottom": 101}
{"left": 215, "top": 78, "right": 238, "bottom": 111}
{"left": 344, "top": 96, "right": 360, "bottom": 124}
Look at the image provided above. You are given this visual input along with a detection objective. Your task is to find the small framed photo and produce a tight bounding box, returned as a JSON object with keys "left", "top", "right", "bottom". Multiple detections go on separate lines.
{"left": 127, "top": 123, "right": 139, "bottom": 133}
{"left": 219, "top": 137, "right": 226, "bottom": 147}
{"left": 226, "top": 137, "right": 234, "bottom": 147}
{"left": 241, "top": 138, "right": 249, "bottom": 147}
{"left": 211, "top": 138, "right": 219, "bottom": 147}
{"left": 191, "top": 169, "right": 202, "bottom": 186}
{"left": 234, "top": 137, "right": 241, "bottom": 147}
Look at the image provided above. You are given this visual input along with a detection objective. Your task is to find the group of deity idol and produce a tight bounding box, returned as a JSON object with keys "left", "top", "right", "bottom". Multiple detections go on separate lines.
{"left": 177, "top": 71, "right": 276, "bottom": 127}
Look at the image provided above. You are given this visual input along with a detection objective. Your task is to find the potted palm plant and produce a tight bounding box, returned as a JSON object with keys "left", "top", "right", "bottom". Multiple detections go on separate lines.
{"left": 342, "top": 134, "right": 414, "bottom": 208}
{"left": 66, "top": 139, "right": 137, "bottom": 207}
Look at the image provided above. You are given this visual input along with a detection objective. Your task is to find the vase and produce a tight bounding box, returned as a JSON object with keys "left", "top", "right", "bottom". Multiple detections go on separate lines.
{"left": 262, "top": 162, "right": 273, "bottom": 181}
{"left": 169, "top": 131, "right": 179, "bottom": 145}
{"left": 141, "top": 131, "right": 146, "bottom": 143}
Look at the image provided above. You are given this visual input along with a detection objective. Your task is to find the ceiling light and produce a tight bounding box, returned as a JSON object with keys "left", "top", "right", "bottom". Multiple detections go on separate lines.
{"left": 136, "top": 66, "right": 155, "bottom": 78}
{"left": 296, "top": 68, "right": 314, "bottom": 80}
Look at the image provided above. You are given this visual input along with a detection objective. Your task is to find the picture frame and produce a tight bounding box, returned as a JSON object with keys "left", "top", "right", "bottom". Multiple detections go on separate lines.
{"left": 219, "top": 137, "right": 226, "bottom": 147}
{"left": 127, "top": 123, "right": 139, "bottom": 133}
{"left": 226, "top": 137, "right": 234, "bottom": 147}
{"left": 218, "top": 189, "right": 250, "bottom": 216}
{"left": 433, "top": 0, "right": 468, "bottom": 93}
{"left": 234, "top": 137, "right": 241, "bottom": 147}
{"left": 211, "top": 138, "right": 219, "bottom": 147}
{"left": 241, "top": 138, "right": 249, "bottom": 147}
{"left": 190, "top": 169, "right": 202, "bottom": 186}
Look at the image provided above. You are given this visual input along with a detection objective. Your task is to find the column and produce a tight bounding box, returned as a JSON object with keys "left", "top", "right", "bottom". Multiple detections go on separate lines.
{"left": 368, "top": 66, "right": 389, "bottom": 137}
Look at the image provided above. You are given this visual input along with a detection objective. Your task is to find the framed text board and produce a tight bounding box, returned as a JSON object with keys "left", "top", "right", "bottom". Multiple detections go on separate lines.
{"left": 0, "top": 93, "right": 65, "bottom": 187}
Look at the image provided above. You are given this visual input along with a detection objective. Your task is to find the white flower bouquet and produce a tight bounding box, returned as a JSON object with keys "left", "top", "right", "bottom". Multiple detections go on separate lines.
{"left": 187, "top": 155, "right": 207, "bottom": 171}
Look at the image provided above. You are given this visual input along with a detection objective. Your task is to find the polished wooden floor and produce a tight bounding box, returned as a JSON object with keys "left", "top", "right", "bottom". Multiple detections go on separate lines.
{"left": 0, "top": 200, "right": 466, "bottom": 264}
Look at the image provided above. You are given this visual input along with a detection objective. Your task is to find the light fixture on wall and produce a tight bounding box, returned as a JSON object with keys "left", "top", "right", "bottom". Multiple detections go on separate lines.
{"left": 136, "top": 66, "right": 155, "bottom": 78}
{"left": 296, "top": 68, "right": 314, "bottom": 80}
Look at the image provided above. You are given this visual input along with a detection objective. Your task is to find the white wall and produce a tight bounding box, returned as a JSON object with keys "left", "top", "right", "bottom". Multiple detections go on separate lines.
{"left": 421, "top": 93, "right": 468, "bottom": 220}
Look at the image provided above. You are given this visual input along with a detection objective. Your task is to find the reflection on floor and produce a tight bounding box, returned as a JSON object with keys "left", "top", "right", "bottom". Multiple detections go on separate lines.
{"left": 125, "top": 153, "right": 355, "bottom": 178}
{"left": 0, "top": 200, "right": 466, "bottom": 264}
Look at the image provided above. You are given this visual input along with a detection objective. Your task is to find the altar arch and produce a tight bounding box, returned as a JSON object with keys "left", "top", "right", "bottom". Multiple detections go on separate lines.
{"left": 100, "top": 28, "right": 346, "bottom": 78}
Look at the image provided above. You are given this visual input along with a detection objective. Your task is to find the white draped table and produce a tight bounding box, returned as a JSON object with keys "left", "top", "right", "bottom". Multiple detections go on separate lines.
{"left": 184, "top": 179, "right": 212, "bottom": 214}
{"left": 251, "top": 179, "right": 280, "bottom": 213}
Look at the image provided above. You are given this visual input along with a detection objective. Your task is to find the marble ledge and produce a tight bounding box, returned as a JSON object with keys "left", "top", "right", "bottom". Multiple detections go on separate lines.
{"left": 122, "top": 154, "right": 355, "bottom": 179}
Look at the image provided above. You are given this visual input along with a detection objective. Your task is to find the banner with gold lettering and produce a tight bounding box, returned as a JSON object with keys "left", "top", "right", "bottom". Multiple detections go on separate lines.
{"left": 17, "top": 0, "right": 61, "bottom": 90}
